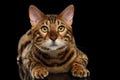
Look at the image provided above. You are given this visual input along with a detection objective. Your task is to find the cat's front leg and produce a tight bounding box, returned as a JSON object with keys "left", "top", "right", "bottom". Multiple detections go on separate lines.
{"left": 31, "top": 64, "right": 49, "bottom": 79}
{"left": 71, "top": 52, "right": 90, "bottom": 78}
{"left": 71, "top": 63, "right": 90, "bottom": 78}
{"left": 23, "top": 59, "right": 49, "bottom": 79}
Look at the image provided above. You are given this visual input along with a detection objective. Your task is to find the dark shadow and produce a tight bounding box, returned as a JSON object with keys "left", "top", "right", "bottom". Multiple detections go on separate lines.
{"left": 34, "top": 73, "right": 90, "bottom": 80}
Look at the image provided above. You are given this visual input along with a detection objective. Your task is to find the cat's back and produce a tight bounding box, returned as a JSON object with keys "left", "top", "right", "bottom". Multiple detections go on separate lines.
{"left": 17, "top": 29, "right": 32, "bottom": 61}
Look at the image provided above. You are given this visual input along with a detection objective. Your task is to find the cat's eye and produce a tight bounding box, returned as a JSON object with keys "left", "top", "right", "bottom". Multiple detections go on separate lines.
{"left": 41, "top": 26, "right": 48, "bottom": 33}
{"left": 58, "top": 25, "right": 65, "bottom": 32}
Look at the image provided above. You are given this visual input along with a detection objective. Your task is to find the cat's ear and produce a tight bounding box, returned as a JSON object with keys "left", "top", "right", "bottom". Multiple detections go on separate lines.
{"left": 59, "top": 5, "right": 74, "bottom": 26}
{"left": 29, "top": 5, "right": 45, "bottom": 28}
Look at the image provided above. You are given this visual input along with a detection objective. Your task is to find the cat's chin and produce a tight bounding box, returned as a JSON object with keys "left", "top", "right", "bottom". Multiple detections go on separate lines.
{"left": 49, "top": 46, "right": 66, "bottom": 50}
{"left": 37, "top": 45, "right": 67, "bottom": 54}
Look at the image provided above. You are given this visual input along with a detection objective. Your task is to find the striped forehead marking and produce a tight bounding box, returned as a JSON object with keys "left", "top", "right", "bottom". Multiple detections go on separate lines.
{"left": 47, "top": 15, "right": 57, "bottom": 23}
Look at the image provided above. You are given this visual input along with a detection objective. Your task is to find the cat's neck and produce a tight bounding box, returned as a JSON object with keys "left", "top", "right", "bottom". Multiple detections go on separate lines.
{"left": 33, "top": 43, "right": 76, "bottom": 58}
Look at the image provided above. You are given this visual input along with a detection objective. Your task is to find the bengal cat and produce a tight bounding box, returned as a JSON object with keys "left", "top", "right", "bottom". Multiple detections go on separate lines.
{"left": 17, "top": 4, "right": 90, "bottom": 80}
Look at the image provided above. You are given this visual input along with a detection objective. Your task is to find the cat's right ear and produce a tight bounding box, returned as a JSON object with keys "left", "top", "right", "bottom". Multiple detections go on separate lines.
{"left": 29, "top": 5, "right": 45, "bottom": 28}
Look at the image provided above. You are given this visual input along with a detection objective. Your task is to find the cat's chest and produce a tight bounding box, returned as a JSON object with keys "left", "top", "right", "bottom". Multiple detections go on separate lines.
{"left": 38, "top": 47, "right": 77, "bottom": 72}
{"left": 41, "top": 51, "right": 66, "bottom": 59}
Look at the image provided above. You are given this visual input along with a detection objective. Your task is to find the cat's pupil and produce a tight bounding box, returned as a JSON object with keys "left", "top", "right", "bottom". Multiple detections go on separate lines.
{"left": 41, "top": 26, "right": 48, "bottom": 33}
{"left": 58, "top": 25, "right": 65, "bottom": 32}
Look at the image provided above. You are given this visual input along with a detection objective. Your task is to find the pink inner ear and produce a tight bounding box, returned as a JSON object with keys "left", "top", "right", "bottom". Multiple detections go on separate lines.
{"left": 29, "top": 5, "right": 45, "bottom": 27}
{"left": 65, "top": 9, "right": 74, "bottom": 22}
{"left": 29, "top": 10, "right": 40, "bottom": 27}
{"left": 59, "top": 5, "right": 74, "bottom": 26}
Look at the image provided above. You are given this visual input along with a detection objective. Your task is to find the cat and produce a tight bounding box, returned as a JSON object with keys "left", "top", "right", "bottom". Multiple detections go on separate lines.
{"left": 17, "top": 4, "right": 90, "bottom": 80}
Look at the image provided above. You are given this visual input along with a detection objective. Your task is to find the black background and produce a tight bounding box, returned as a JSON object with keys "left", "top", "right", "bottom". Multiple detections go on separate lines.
{"left": 1, "top": 0, "right": 104, "bottom": 80}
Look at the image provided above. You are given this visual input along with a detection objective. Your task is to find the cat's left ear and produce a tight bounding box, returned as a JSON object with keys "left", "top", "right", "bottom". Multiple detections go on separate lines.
{"left": 59, "top": 5, "right": 74, "bottom": 26}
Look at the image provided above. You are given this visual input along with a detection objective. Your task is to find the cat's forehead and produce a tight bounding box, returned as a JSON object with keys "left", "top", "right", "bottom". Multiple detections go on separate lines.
{"left": 45, "top": 14, "right": 61, "bottom": 24}
{"left": 47, "top": 15, "right": 57, "bottom": 22}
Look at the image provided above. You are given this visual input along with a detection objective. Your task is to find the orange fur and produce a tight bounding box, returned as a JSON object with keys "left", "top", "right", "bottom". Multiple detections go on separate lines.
{"left": 17, "top": 4, "right": 90, "bottom": 80}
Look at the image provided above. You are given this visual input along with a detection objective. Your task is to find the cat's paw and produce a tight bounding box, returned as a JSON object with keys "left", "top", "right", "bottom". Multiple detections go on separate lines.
{"left": 31, "top": 67, "right": 49, "bottom": 79}
{"left": 71, "top": 65, "right": 90, "bottom": 78}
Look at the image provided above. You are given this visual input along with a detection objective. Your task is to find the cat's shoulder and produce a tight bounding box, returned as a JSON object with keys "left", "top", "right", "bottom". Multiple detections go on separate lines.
{"left": 19, "top": 29, "right": 32, "bottom": 43}
{"left": 76, "top": 47, "right": 88, "bottom": 60}
{"left": 18, "top": 29, "right": 32, "bottom": 50}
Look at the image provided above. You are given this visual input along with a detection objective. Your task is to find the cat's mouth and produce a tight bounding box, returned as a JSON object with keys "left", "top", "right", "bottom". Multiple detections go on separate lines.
{"left": 41, "top": 45, "right": 66, "bottom": 51}
{"left": 39, "top": 39, "right": 67, "bottom": 52}
{"left": 50, "top": 43, "right": 57, "bottom": 47}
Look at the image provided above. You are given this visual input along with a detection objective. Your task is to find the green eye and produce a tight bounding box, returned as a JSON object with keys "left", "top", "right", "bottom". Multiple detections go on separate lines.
{"left": 58, "top": 25, "right": 65, "bottom": 32}
{"left": 41, "top": 26, "right": 48, "bottom": 33}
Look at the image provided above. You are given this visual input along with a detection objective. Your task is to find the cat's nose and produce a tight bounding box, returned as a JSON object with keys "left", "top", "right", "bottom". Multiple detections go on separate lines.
{"left": 50, "top": 35, "right": 57, "bottom": 41}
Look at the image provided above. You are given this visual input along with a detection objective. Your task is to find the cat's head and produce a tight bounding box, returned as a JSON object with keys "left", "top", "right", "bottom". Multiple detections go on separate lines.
{"left": 29, "top": 4, "right": 75, "bottom": 53}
